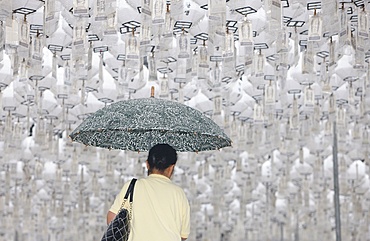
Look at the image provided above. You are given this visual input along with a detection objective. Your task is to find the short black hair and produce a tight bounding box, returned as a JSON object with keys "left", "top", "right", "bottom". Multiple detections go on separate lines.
{"left": 147, "top": 144, "right": 177, "bottom": 172}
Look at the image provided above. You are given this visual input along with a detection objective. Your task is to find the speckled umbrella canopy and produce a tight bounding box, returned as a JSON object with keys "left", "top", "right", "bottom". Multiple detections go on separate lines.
{"left": 69, "top": 97, "right": 232, "bottom": 152}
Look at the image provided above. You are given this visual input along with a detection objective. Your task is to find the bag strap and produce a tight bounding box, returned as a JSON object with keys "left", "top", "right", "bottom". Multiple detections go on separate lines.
{"left": 124, "top": 178, "right": 137, "bottom": 202}
{"left": 119, "top": 178, "right": 137, "bottom": 213}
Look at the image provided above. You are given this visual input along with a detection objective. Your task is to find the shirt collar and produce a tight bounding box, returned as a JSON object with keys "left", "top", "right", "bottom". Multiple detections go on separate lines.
{"left": 148, "top": 173, "right": 172, "bottom": 182}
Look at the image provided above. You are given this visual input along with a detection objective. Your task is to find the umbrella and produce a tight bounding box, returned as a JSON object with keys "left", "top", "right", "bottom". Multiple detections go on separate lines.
{"left": 69, "top": 87, "right": 232, "bottom": 152}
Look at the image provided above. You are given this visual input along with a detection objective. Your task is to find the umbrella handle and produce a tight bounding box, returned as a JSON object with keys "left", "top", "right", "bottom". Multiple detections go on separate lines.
{"left": 151, "top": 86, "right": 155, "bottom": 98}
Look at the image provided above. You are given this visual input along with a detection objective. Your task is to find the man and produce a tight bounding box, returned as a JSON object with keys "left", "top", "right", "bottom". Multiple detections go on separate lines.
{"left": 107, "top": 144, "right": 190, "bottom": 241}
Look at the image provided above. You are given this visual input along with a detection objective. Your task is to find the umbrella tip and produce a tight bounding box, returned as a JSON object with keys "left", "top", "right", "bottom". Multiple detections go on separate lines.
{"left": 151, "top": 86, "right": 155, "bottom": 98}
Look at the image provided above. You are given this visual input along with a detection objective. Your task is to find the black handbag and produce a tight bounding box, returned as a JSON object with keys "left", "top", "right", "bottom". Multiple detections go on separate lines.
{"left": 101, "top": 178, "right": 137, "bottom": 241}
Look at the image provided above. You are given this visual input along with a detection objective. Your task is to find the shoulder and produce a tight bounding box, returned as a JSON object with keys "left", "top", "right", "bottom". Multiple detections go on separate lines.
{"left": 162, "top": 179, "right": 185, "bottom": 192}
{"left": 119, "top": 178, "right": 137, "bottom": 195}
{"left": 169, "top": 182, "right": 188, "bottom": 200}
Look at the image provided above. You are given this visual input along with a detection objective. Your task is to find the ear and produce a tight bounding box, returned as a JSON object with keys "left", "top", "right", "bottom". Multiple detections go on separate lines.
{"left": 146, "top": 160, "right": 150, "bottom": 169}
{"left": 165, "top": 164, "right": 175, "bottom": 178}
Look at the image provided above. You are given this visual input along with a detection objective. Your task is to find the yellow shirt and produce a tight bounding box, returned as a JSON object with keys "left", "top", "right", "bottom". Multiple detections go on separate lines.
{"left": 110, "top": 174, "right": 191, "bottom": 241}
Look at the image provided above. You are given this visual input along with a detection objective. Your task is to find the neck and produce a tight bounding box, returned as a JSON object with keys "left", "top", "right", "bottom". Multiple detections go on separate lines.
{"left": 149, "top": 167, "right": 173, "bottom": 179}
